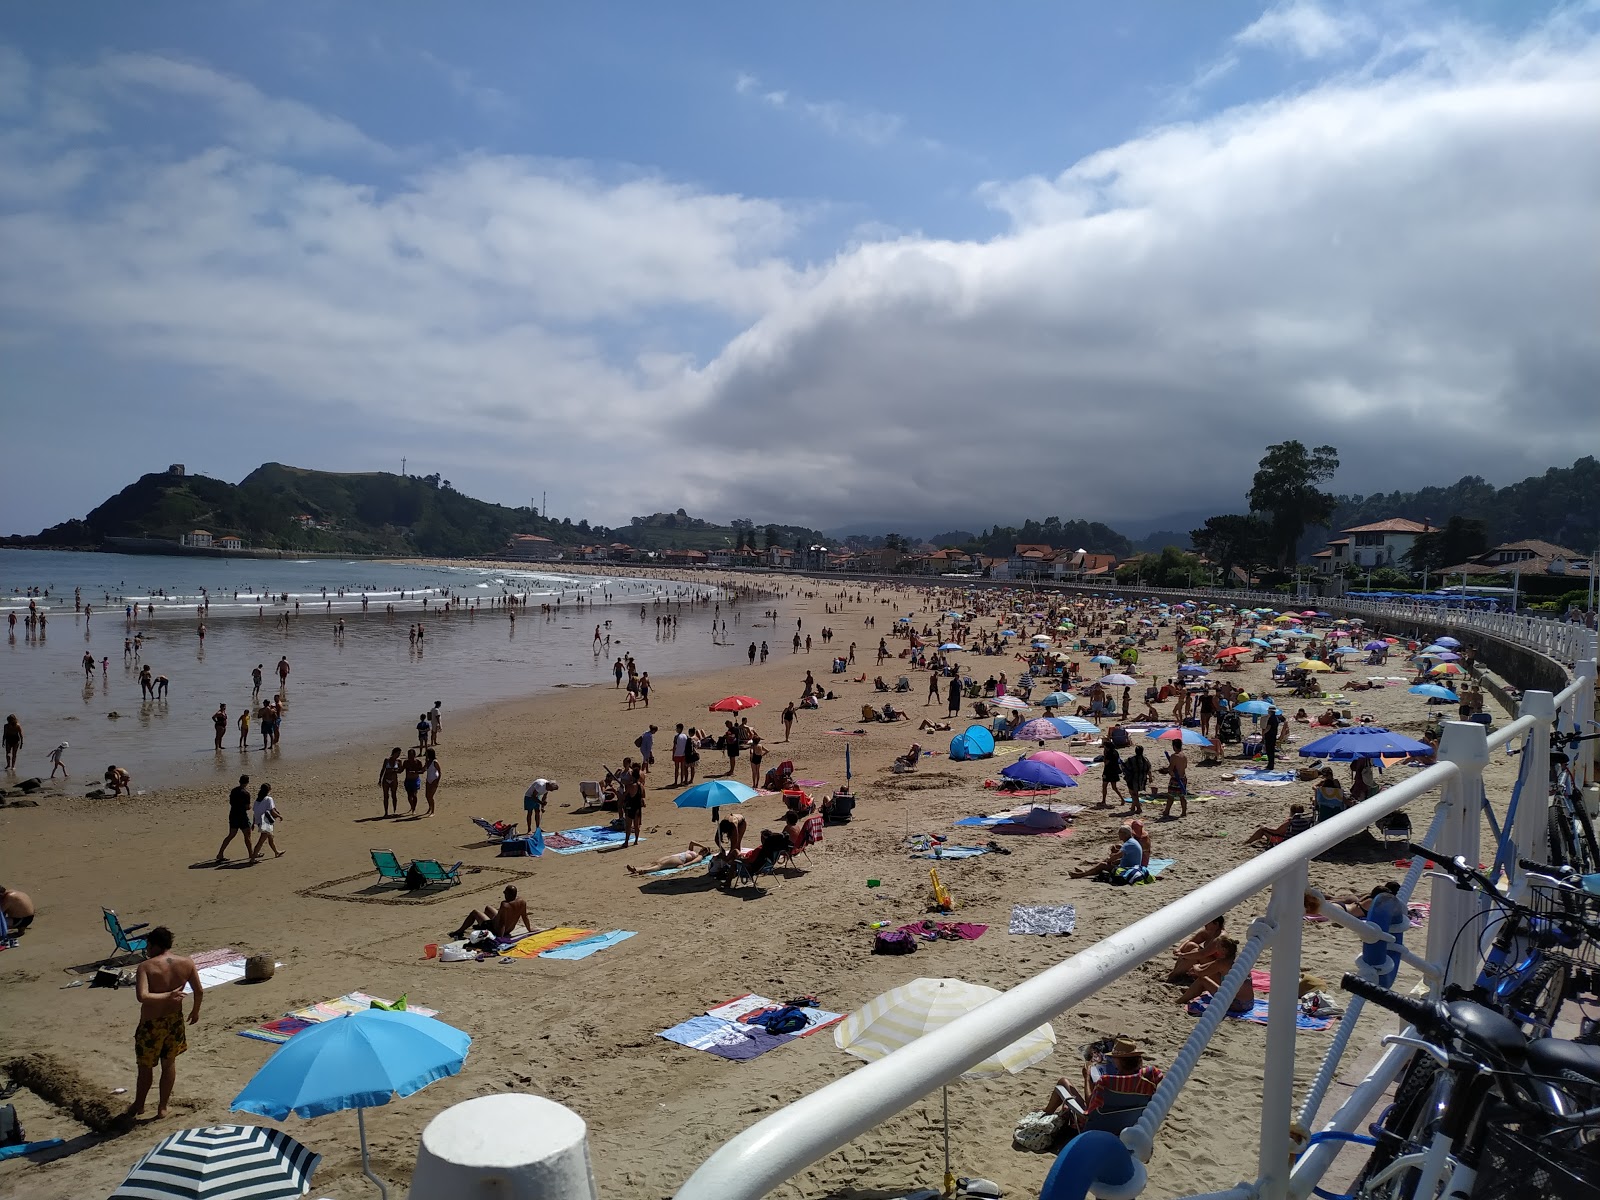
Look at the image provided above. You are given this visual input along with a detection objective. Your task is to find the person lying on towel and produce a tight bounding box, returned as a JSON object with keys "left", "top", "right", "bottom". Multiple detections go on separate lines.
{"left": 626, "top": 841, "right": 711, "bottom": 876}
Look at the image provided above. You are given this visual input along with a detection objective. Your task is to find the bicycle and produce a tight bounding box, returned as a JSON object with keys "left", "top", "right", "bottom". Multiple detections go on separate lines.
{"left": 1548, "top": 730, "right": 1600, "bottom": 876}
{"left": 1330, "top": 974, "right": 1600, "bottom": 1199}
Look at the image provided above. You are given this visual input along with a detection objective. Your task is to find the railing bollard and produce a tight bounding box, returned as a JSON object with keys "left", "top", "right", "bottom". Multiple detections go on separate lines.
{"left": 408, "top": 1094, "right": 599, "bottom": 1200}
{"left": 1510, "top": 691, "right": 1556, "bottom": 896}
{"left": 1432, "top": 722, "right": 1490, "bottom": 992}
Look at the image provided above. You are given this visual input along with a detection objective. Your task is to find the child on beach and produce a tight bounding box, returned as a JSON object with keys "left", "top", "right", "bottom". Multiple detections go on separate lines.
{"left": 251, "top": 784, "right": 284, "bottom": 858}
{"left": 48, "top": 741, "right": 69, "bottom": 779}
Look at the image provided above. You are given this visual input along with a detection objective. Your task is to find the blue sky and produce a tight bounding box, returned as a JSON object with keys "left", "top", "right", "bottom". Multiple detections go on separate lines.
{"left": 2, "top": 1, "right": 1596, "bottom": 536}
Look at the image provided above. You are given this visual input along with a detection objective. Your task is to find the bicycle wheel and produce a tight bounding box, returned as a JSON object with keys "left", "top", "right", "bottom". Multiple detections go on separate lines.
{"left": 1549, "top": 806, "right": 1579, "bottom": 871}
{"left": 1508, "top": 955, "right": 1571, "bottom": 1034}
{"left": 1352, "top": 1055, "right": 1440, "bottom": 1195}
{"left": 1570, "top": 791, "right": 1600, "bottom": 874}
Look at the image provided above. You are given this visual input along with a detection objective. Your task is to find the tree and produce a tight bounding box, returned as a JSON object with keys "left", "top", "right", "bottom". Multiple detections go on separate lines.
{"left": 764, "top": 524, "right": 780, "bottom": 550}
{"left": 1248, "top": 442, "right": 1340, "bottom": 566}
{"left": 884, "top": 532, "right": 905, "bottom": 552}
{"left": 1189, "top": 514, "right": 1271, "bottom": 582}
{"left": 1404, "top": 516, "right": 1489, "bottom": 575}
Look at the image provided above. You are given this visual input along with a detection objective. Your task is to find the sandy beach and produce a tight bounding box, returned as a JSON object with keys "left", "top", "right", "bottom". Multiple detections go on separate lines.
{"left": 0, "top": 575, "right": 1516, "bottom": 1200}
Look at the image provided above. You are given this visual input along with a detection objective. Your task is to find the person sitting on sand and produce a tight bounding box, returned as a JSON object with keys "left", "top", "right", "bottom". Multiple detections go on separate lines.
{"left": 1244, "top": 803, "right": 1314, "bottom": 847}
{"left": 1167, "top": 915, "right": 1223, "bottom": 982}
{"left": 104, "top": 764, "right": 131, "bottom": 796}
{"left": 1308, "top": 880, "right": 1399, "bottom": 920}
{"left": 873, "top": 676, "right": 889, "bottom": 692}
{"left": 1070, "top": 824, "right": 1142, "bottom": 880}
{"left": 1039, "top": 1036, "right": 1164, "bottom": 1135}
{"left": 626, "top": 842, "right": 711, "bottom": 876}
{"left": 451, "top": 884, "right": 532, "bottom": 940}
{"left": 1175, "top": 936, "right": 1253, "bottom": 1013}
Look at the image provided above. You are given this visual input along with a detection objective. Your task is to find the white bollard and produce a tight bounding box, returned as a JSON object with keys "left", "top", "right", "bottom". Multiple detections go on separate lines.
{"left": 408, "top": 1094, "right": 599, "bottom": 1200}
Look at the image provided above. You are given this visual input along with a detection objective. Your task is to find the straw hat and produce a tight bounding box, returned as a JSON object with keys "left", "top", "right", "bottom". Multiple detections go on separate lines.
{"left": 1110, "top": 1036, "right": 1143, "bottom": 1059}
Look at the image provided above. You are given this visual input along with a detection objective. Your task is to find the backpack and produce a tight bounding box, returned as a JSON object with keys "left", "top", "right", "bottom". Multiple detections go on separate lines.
{"left": 0, "top": 1104, "right": 22, "bottom": 1147}
{"left": 872, "top": 929, "right": 917, "bottom": 955}
{"left": 748, "top": 1005, "right": 810, "bottom": 1035}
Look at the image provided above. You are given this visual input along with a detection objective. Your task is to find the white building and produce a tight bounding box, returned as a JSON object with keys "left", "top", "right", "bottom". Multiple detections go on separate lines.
{"left": 180, "top": 529, "right": 213, "bottom": 548}
{"left": 1336, "top": 519, "right": 1431, "bottom": 568}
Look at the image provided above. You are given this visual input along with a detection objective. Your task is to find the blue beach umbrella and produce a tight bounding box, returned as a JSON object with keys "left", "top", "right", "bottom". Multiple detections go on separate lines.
{"left": 674, "top": 780, "right": 760, "bottom": 808}
{"left": 1409, "top": 684, "right": 1460, "bottom": 702}
{"left": 999, "top": 759, "right": 1077, "bottom": 788}
{"left": 1233, "top": 700, "right": 1274, "bottom": 716}
{"left": 1090, "top": 655, "right": 1116, "bottom": 665}
{"left": 938, "top": 643, "right": 965, "bottom": 651}
{"left": 1037, "top": 691, "right": 1074, "bottom": 708}
{"left": 1040, "top": 715, "right": 1099, "bottom": 735}
{"left": 1298, "top": 727, "right": 1432, "bottom": 761}
{"left": 1332, "top": 646, "right": 1364, "bottom": 656}
{"left": 1178, "top": 665, "right": 1209, "bottom": 675}
{"left": 232, "top": 1009, "right": 471, "bottom": 1200}
{"left": 1435, "top": 636, "right": 1461, "bottom": 648}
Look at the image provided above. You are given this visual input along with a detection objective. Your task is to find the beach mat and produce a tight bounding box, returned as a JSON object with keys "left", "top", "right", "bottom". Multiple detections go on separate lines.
{"left": 239, "top": 991, "right": 437, "bottom": 1043}
{"left": 1187, "top": 993, "right": 1335, "bottom": 1031}
{"left": 895, "top": 920, "right": 987, "bottom": 942}
{"left": 502, "top": 927, "right": 598, "bottom": 958}
{"left": 1009, "top": 904, "right": 1077, "bottom": 936}
{"left": 659, "top": 994, "right": 844, "bottom": 1061}
{"left": 706, "top": 994, "right": 844, "bottom": 1035}
{"left": 646, "top": 856, "right": 710, "bottom": 878}
{"left": 546, "top": 826, "right": 634, "bottom": 854}
{"left": 912, "top": 845, "right": 989, "bottom": 859}
{"left": 540, "top": 930, "right": 636, "bottom": 960}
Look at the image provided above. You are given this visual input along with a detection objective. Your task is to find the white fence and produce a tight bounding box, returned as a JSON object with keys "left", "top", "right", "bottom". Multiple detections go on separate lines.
{"left": 672, "top": 631, "right": 1597, "bottom": 1200}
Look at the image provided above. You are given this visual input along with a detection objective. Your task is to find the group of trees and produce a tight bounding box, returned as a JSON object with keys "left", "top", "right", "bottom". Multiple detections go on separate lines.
{"left": 1188, "top": 441, "right": 1341, "bottom": 580}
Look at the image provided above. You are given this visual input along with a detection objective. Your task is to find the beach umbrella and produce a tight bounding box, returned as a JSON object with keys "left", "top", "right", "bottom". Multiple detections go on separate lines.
{"left": 1040, "top": 714, "right": 1100, "bottom": 735}
{"left": 1217, "top": 646, "right": 1250, "bottom": 658}
{"left": 1300, "top": 610, "right": 1318, "bottom": 617}
{"left": 1430, "top": 663, "right": 1464, "bottom": 676}
{"left": 708, "top": 695, "right": 760, "bottom": 712}
{"left": 1298, "top": 727, "right": 1432, "bottom": 761}
{"left": 1026, "top": 750, "right": 1088, "bottom": 776}
{"left": 1233, "top": 700, "right": 1274, "bottom": 716}
{"left": 1185, "top": 638, "right": 1210, "bottom": 647}
{"left": 835, "top": 978, "right": 1055, "bottom": 1196}
{"left": 1000, "top": 759, "right": 1077, "bottom": 787}
{"left": 1409, "top": 684, "right": 1460, "bottom": 702}
{"left": 1090, "top": 655, "right": 1117, "bottom": 665}
{"left": 1096, "top": 674, "right": 1138, "bottom": 687}
{"left": 1013, "top": 718, "right": 1065, "bottom": 741}
{"left": 673, "top": 780, "right": 759, "bottom": 809}
{"left": 1286, "top": 630, "right": 1319, "bottom": 640}
{"left": 1036, "top": 691, "right": 1074, "bottom": 708}
{"left": 112, "top": 1125, "right": 321, "bottom": 1200}
{"left": 1295, "top": 659, "right": 1333, "bottom": 672}
{"left": 231, "top": 1011, "right": 470, "bottom": 1200}
{"left": 991, "top": 695, "right": 1030, "bottom": 710}
{"left": 1430, "top": 651, "right": 1461, "bottom": 661}
{"left": 1363, "top": 640, "right": 1388, "bottom": 651}
{"left": 999, "top": 630, "right": 1017, "bottom": 637}
{"left": 1435, "top": 636, "right": 1461, "bottom": 648}
{"left": 1332, "top": 646, "right": 1364, "bottom": 656}
{"left": 937, "top": 643, "right": 965, "bottom": 651}
{"left": 1178, "top": 664, "right": 1209, "bottom": 675}
{"left": 1248, "top": 638, "right": 1271, "bottom": 648}
{"left": 1149, "top": 727, "right": 1213, "bottom": 746}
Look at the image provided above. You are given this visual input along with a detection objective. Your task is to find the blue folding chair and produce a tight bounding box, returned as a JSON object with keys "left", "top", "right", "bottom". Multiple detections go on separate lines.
{"left": 102, "top": 907, "right": 149, "bottom": 956}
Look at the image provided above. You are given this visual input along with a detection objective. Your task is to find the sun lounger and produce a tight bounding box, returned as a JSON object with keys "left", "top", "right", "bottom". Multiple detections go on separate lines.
{"left": 371, "top": 848, "right": 410, "bottom": 884}
{"left": 470, "top": 817, "right": 517, "bottom": 842}
{"left": 1374, "top": 810, "right": 1412, "bottom": 848}
{"left": 409, "top": 860, "right": 463, "bottom": 888}
{"left": 102, "top": 907, "right": 149, "bottom": 957}
{"left": 579, "top": 781, "right": 603, "bottom": 805}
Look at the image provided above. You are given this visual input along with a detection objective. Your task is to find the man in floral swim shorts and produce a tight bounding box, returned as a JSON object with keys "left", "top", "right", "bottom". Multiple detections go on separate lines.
{"left": 133, "top": 926, "right": 202, "bottom": 1119}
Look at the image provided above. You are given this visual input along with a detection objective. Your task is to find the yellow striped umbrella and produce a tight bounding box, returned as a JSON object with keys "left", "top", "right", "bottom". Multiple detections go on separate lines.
{"left": 835, "top": 978, "right": 1055, "bottom": 1192}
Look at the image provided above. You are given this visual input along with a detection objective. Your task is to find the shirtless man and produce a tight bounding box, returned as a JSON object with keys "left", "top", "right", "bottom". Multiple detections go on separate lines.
{"left": 1160, "top": 747, "right": 1189, "bottom": 820}
{"left": 450, "top": 885, "right": 532, "bottom": 940}
{"left": 626, "top": 841, "right": 711, "bottom": 876}
{"left": 1, "top": 885, "right": 35, "bottom": 935}
{"left": 133, "top": 926, "right": 201, "bottom": 1119}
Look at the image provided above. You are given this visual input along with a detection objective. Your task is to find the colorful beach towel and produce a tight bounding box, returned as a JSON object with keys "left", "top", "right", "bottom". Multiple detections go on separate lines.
{"left": 706, "top": 994, "right": 844, "bottom": 1035}
{"left": 539, "top": 930, "right": 636, "bottom": 960}
{"left": 646, "top": 856, "right": 711, "bottom": 878}
{"left": 239, "top": 991, "right": 437, "bottom": 1043}
{"left": 1186, "top": 993, "right": 1335, "bottom": 1031}
{"left": 1009, "top": 905, "right": 1077, "bottom": 936}
{"left": 1237, "top": 770, "right": 1299, "bottom": 784}
{"left": 896, "top": 920, "right": 987, "bottom": 942}
{"left": 546, "top": 825, "right": 633, "bottom": 854}
{"left": 502, "top": 927, "right": 599, "bottom": 958}
{"left": 658, "top": 994, "right": 844, "bottom": 1061}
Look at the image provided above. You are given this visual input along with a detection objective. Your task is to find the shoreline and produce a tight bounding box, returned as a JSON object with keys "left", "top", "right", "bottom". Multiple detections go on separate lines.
{"left": 0, "top": 582, "right": 1520, "bottom": 1199}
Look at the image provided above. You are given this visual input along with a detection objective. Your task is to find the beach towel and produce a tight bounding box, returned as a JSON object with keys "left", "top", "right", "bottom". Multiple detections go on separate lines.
{"left": 706, "top": 994, "right": 845, "bottom": 1035}
{"left": 1186, "top": 994, "right": 1335, "bottom": 1032}
{"left": 823, "top": 729, "right": 869, "bottom": 736}
{"left": 547, "top": 826, "right": 633, "bottom": 854}
{"left": 657, "top": 1015, "right": 793, "bottom": 1061}
{"left": 1237, "top": 770, "right": 1299, "bottom": 784}
{"left": 239, "top": 992, "right": 436, "bottom": 1043}
{"left": 0, "top": 1139, "right": 66, "bottom": 1161}
{"left": 539, "top": 930, "right": 636, "bottom": 960}
{"left": 896, "top": 920, "right": 987, "bottom": 942}
{"left": 502, "top": 927, "right": 598, "bottom": 958}
{"left": 646, "top": 855, "right": 711, "bottom": 878}
{"left": 1147, "top": 858, "right": 1175, "bottom": 876}
{"left": 1009, "top": 905, "right": 1077, "bottom": 936}
{"left": 912, "top": 845, "right": 990, "bottom": 859}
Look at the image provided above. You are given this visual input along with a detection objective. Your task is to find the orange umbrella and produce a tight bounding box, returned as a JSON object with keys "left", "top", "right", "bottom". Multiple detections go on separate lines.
{"left": 1217, "top": 646, "right": 1250, "bottom": 657}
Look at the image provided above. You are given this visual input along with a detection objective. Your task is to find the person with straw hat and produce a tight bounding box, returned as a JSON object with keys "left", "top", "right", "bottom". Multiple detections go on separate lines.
{"left": 1040, "top": 1036, "right": 1164, "bottom": 1135}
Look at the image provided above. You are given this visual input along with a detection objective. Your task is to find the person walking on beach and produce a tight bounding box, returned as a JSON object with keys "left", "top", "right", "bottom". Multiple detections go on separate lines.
{"left": 3, "top": 715, "right": 21, "bottom": 771}
{"left": 1262, "top": 707, "right": 1283, "bottom": 771}
{"left": 211, "top": 704, "right": 228, "bottom": 750}
{"left": 927, "top": 672, "right": 940, "bottom": 705}
{"left": 251, "top": 664, "right": 263, "bottom": 701}
{"left": 748, "top": 642, "right": 757, "bottom": 665}
{"left": 132, "top": 926, "right": 201, "bottom": 1120}
{"left": 48, "top": 741, "right": 69, "bottom": 780}
{"left": 748, "top": 733, "right": 765, "bottom": 788}
{"left": 429, "top": 701, "right": 442, "bottom": 745}
{"left": 251, "top": 783, "right": 284, "bottom": 858}
{"left": 275, "top": 656, "right": 290, "bottom": 691}
{"left": 379, "top": 747, "right": 402, "bottom": 816}
{"left": 423, "top": 749, "right": 442, "bottom": 815}
{"left": 613, "top": 658, "right": 624, "bottom": 687}
{"left": 1161, "top": 747, "right": 1190, "bottom": 820}
{"left": 236, "top": 706, "right": 251, "bottom": 749}
{"left": 948, "top": 677, "right": 962, "bottom": 718}
{"left": 637, "top": 725, "right": 657, "bottom": 776}
{"left": 82, "top": 651, "right": 95, "bottom": 680}
{"left": 1098, "top": 739, "right": 1125, "bottom": 808}
{"left": 1124, "top": 745, "right": 1152, "bottom": 817}
{"left": 781, "top": 701, "right": 796, "bottom": 742}
{"left": 215, "top": 774, "right": 255, "bottom": 862}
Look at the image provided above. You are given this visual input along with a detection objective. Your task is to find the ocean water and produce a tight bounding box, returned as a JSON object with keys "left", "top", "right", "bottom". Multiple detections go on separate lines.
{"left": 0, "top": 549, "right": 798, "bottom": 789}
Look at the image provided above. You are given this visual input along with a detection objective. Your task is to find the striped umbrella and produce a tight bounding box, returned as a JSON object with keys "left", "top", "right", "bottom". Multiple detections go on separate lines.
{"left": 836, "top": 977, "right": 1055, "bottom": 1193}
{"left": 113, "top": 1125, "right": 321, "bottom": 1199}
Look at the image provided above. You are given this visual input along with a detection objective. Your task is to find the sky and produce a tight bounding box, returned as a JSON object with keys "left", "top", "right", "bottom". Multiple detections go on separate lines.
{"left": 2, "top": 1, "right": 1597, "bottom": 538}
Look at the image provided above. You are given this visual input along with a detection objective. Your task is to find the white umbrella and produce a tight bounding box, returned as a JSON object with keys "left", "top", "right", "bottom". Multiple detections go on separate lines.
{"left": 990, "top": 695, "right": 1030, "bottom": 710}
{"left": 1096, "top": 674, "right": 1138, "bottom": 688}
{"left": 836, "top": 978, "right": 1055, "bottom": 1194}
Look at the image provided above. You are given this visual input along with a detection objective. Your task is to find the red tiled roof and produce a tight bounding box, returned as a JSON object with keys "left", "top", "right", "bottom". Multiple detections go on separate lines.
{"left": 1340, "top": 519, "right": 1430, "bottom": 534}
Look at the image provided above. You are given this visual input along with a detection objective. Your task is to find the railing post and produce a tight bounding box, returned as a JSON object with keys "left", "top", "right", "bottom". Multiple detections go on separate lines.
{"left": 1430, "top": 722, "right": 1490, "bottom": 991}
{"left": 1512, "top": 691, "right": 1556, "bottom": 890}
{"left": 1575, "top": 656, "right": 1597, "bottom": 788}
{"left": 408, "top": 1094, "right": 599, "bottom": 1200}
{"left": 1259, "top": 860, "right": 1308, "bottom": 1200}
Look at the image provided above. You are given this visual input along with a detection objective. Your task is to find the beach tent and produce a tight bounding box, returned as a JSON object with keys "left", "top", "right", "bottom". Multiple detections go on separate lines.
{"left": 949, "top": 725, "right": 996, "bottom": 761}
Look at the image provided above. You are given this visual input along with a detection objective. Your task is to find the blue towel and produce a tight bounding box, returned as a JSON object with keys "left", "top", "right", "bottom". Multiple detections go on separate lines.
{"left": 1147, "top": 858, "right": 1175, "bottom": 876}
{"left": 539, "top": 930, "right": 636, "bottom": 960}
{"left": 0, "top": 1140, "right": 65, "bottom": 1161}
{"left": 913, "top": 845, "right": 989, "bottom": 859}
{"left": 1186, "top": 994, "right": 1335, "bottom": 1031}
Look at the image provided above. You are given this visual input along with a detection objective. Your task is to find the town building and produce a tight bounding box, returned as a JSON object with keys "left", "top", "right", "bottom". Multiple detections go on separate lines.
{"left": 179, "top": 529, "right": 213, "bottom": 548}
{"left": 1442, "top": 540, "right": 1592, "bottom": 579}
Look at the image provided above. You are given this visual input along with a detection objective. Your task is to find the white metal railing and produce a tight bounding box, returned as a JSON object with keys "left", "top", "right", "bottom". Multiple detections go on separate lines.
{"left": 674, "top": 640, "right": 1597, "bottom": 1199}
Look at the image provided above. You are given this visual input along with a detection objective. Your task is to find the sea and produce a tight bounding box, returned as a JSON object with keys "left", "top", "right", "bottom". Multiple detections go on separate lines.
{"left": 0, "top": 549, "right": 798, "bottom": 789}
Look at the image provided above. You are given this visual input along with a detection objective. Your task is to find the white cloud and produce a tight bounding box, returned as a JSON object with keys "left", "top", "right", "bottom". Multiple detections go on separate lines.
{"left": 1236, "top": 0, "right": 1375, "bottom": 60}
{"left": 734, "top": 71, "right": 907, "bottom": 147}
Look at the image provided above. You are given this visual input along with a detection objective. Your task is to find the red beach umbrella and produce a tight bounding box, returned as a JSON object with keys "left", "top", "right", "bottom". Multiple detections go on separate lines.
{"left": 709, "top": 695, "right": 761, "bottom": 712}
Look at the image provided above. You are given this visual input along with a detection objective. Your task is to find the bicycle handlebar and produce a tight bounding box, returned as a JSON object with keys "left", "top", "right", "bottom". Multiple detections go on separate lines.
{"left": 1409, "top": 842, "right": 1500, "bottom": 897}
{"left": 1518, "top": 857, "right": 1577, "bottom": 879}
{"left": 1340, "top": 973, "right": 1439, "bottom": 1035}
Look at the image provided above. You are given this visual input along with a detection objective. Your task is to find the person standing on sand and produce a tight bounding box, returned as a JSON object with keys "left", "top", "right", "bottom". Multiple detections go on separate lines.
{"left": 948, "top": 677, "right": 962, "bottom": 718}
{"left": 402, "top": 749, "right": 423, "bottom": 814}
{"left": 781, "top": 702, "right": 796, "bottom": 742}
{"left": 251, "top": 664, "right": 263, "bottom": 701}
{"left": 211, "top": 704, "right": 228, "bottom": 750}
{"left": 423, "top": 749, "right": 442, "bottom": 815}
{"left": 1161, "top": 747, "right": 1190, "bottom": 820}
{"left": 275, "top": 656, "right": 290, "bottom": 691}
{"left": 132, "top": 927, "right": 200, "bottom": 1121}
{"left": 430, "top": 700, "right": 443, "bottom": 745}
{"left": 236, "top": 706, "right": 251, "bottom": 749}
{"left": 523, "top": 777, "right": 557, "bottom": 832}
{"left": 379, "top": 747, "right": 402, "bottom": 816}
{"left": 3, "top": 715, "right": 21, "bottom": 770}
{"left": 251, "top": 783, "right": 284, "bottom": 858}
{"left": 216, "top": 775, "right": 255, "bottom": 862}
{"left": 613, "top": 658, "right": 624, "bottom": 688}
{"left": 927, "top": 672, "right": 940, "bottom": 705}
{"left": 638, "top": 672, "right": 651, "bottom": 707}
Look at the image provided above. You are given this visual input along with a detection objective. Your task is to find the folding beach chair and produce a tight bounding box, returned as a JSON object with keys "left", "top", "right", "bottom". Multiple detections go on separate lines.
{"left": 102, "top": 907, "right": 149, "bottom": 957}
{"left": 371, "top": 849, "right": 410, "bottom": 884}
{"left": 408, "top": 859, "right": 463, "bottom": 888}
{"left": 469, "top": 817, "right": 515, "bottom": 842}
{"left": 579, "top": 781, "right": 603, "bottom": 806}
{"left": 1374, "top": 810, "right": 1412, "bottom": 849}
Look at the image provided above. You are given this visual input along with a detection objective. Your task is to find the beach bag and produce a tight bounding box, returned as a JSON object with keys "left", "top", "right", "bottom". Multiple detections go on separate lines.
{"left": 1013, "top": 1110, "right": 1064, "bottom": 1153}
{"left": 404, "top": 862, "right": 427, "bottom": 890}
{"left": 748, "top": 1005, "right": 809, "bottom": 1035}
{"left": 872, "top": 929, "right": 917, "bottom": 955}
{"left": 244, "top": 954, "right": 275, "bottom": 982}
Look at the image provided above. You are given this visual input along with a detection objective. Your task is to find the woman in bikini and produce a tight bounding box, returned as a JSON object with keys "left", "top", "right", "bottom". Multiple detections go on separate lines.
{"left": 423, "top": 748, "right": 443, "bottom": 816}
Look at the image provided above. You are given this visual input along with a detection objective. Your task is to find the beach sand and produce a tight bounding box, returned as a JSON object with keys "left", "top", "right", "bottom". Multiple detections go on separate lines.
{"left": 0, "top": 579, "right": 1515, "bottom": 1199}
